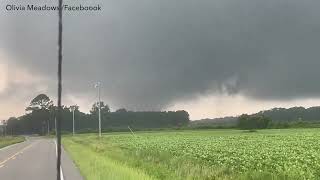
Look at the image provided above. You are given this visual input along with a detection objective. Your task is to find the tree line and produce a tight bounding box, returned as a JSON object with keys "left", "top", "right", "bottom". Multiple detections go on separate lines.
{"left": 5, "top": 94, "right": 190, "bottom": 135}
{"left": 191, "top": 106, "right": 320, "bottom": 130}
{"left": 254, "top": 106, "right": 320, "bottom": 122}
{"left": 238, "top": 106, "right": 320, "bottom": 129}
{"left": 237, "top": 114, "right": 271, "bottom": 130}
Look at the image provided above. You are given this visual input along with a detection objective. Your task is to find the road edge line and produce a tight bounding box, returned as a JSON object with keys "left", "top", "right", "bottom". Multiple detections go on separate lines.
{"left": 54, "top": 140, "right": 65, "bottom": 180}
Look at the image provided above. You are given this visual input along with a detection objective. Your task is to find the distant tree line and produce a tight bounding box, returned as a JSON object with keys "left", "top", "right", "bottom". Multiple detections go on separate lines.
{"left": 254, "top": 107, "right": 320, "bottom": 122}
{"left": 237, "top": 114, "right": 271, "bottom": 130}
{"left": 5, "top": 94, "right": 190, "bottom": 135}
{"left": 190, "top": 106, "right": 320, "bottom": 130}
{"left": 238, "top": 106, "right": 320, "bottom": 129}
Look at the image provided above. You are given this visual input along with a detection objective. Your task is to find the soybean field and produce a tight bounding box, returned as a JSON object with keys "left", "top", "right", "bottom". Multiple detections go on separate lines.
{"left": 63, "top": 129, "right": 320, "bottom": 180}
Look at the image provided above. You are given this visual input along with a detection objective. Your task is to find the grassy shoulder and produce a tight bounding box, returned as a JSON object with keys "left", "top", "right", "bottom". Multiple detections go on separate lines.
{"left": 0, "top": 136, "right": 25, "bottom": 149}
{"left": 63, "top": 129, "right": 316, "bottom": 180}
{"left": 63, "top": 136, "right": 237, "bottom": 180}
{"left": 63, "top": 137, "right": 153, "bottom": 180}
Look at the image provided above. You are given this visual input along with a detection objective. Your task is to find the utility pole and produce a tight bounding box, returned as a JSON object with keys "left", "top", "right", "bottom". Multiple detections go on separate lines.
{"left": 71, "top": 105, "right": 76, "bottom": 136}
{"left": 55, "top": 117, "right": 57, "bottom": 134}
{"left": 56, "top": 0, "right": 63, "bottom": 176}
{"left": 95, "top": 82, "right": 102, "bottom": 137}
{"left": 72, "top": 108, "right": 75, "bottom": 136}
{"left": 47, "top": 119, "right": 50, "bottom": 135}
{"left": 2, "top": 120, "right": 6, "bottom": 137}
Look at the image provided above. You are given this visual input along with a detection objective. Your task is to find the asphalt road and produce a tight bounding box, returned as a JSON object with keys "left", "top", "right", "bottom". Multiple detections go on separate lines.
{"left": 0, "top": 137, "right": 83, "bottom": 180}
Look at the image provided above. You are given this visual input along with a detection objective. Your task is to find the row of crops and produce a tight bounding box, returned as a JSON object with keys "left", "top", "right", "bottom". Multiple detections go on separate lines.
{"left": 108, "top": 129, "right": 320, "bottom": 179}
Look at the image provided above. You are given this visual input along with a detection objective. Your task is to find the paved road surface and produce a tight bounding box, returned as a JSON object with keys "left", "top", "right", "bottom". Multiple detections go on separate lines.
{"left": 0, "top": 137, "right": 83, "bottom": 180}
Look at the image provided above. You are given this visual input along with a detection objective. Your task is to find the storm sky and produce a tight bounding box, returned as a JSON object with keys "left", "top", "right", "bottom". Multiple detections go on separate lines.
{"left": 1, "top": 0, "right": 320, "bottom": 120}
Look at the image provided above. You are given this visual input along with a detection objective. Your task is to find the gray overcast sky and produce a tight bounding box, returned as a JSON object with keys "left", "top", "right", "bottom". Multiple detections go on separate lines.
{"left": 1, "top": 0, "right": 320, "bottom": 120}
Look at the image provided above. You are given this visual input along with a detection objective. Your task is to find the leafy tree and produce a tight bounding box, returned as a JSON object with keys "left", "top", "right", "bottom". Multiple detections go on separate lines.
{"left": 22, "top": 94, "right": 53, "bottom": 134}
{"left": 90, "top": 102, "right": 110, "bottom": 115}
{"left": 238, "top": 114, "right": 270, "bottom": 130}
{"left": 25, "top": 94, "right": 53, "bottom": 112}
{"left": 115, "top": 108, "right": 127, "bottom": 113}
{"left": 70, "top": 105, "right": 79, "bottom": 111}
{"left": 6, "top": 117, "right": 19, "bottom": 135}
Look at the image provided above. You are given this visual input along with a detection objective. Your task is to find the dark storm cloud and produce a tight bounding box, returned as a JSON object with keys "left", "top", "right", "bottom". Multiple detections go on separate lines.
{"left": 1, "top": 0, "right": 320, "bottom": 110}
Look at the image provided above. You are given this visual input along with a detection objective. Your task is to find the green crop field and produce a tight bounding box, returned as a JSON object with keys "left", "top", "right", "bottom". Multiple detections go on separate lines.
{"left": 0, "top": 136, "right": 24, "bottom": 149}
{"left": 63, "top": 129, "right": 320, "bottom": 180}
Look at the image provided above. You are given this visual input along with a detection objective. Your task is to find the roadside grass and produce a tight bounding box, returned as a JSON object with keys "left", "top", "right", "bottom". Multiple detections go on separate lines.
{"left": 63, "top": 138, "right": 153, "bottom": 180}
{"left": 0, "top": 136, "right": 25, "bottom": 149}
{"left": 63, "top": 129, "right": 317, "bottom": 180}
{"left": 63, "top": 135, "right": 237, "bottom": 180}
